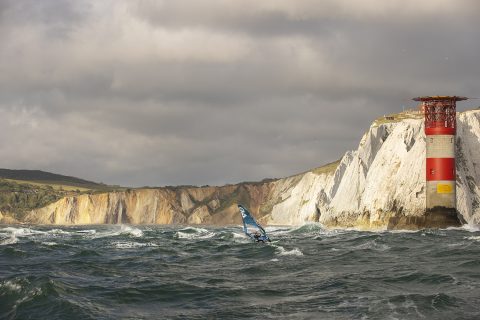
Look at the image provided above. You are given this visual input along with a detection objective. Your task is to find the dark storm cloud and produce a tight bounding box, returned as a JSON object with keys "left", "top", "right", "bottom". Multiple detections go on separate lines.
{"left": 0, "top": 0, "right": 479, "bottom": 186}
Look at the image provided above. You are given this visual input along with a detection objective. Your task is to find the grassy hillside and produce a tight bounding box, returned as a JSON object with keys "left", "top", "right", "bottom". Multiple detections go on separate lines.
{"left": 0, "top": 169, "right": 115, "bottom": 190}
{"left": 0, "top": 169, "right": 124, "bottom": 220}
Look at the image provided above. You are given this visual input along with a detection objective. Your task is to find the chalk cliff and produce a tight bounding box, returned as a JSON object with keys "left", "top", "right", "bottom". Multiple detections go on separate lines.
{"left": 23, "top": 110, "right": 480, "bottom": 230}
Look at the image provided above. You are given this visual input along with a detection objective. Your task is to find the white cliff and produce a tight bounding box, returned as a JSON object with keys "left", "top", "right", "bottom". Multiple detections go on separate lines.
{"left": 266, "top": 110, "right": 480, "bottom": 229}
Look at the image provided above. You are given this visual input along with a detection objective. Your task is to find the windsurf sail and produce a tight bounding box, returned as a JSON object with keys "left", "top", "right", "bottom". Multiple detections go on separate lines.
{"left": 237, "top": 204, "right": 271, "bottom": 242}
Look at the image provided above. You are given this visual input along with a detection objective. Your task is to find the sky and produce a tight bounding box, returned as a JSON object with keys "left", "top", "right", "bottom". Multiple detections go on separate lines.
{"left": 0, "top": 0, "right": 479, "bottom": 187}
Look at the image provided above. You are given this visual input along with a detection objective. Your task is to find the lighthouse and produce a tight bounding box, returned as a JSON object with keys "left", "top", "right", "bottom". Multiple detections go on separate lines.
{"left": 413, "top": 96, "right": 467, "bottom": 224}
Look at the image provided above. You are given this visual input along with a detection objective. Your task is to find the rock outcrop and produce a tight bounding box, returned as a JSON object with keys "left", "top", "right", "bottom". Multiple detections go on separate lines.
{"left": 22, "top": 110, "right": 480, "bottom": 230}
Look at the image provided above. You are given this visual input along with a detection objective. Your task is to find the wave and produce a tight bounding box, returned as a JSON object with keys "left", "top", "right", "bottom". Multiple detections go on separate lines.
{"left": 113, "top": 241, "right": 159, "bottom": 249}
{"left": 353, "top": 240, "right": 390, "bottom": 252}
{"left": 89, "top": 225, "right": 144, "bottom": 239}
{"left": 460, "top": 224, "right": 480, "bottom": 232}
{"left": 273, "top": 244, "right": 303, "bottom": 256}
{"left": 0, "top": 227, "right": 46, "bottom": 245}
{"left": 0, "top": 279, "right": 23, "bottom": 293}
{"left": 264, "top": 226, "right": 291, "bottom": 233}
{"left": 466, "top": 235, "right": 480, "bottom": 242}
{"left": 76, "top": 229, "right": 97, "bottom": 234}
{"left": 230, "top": 232, "right": 251, "bottom": 243}
{"left": 0, "top": 227, "right": 46, "bottom": 237}
{"left": 288, "top": 222, "right": 325, "bottom": 234}
{"left": 46, "top": 229, "right": 71, "bottom": 235}
{"left": 174, "top": 227, "right": 215, "bottom": 240}
{"left": 40, "top": 241, "right": 58, "bottom": 246}
{"left": 120, "top": 225, "right": 143, "bottom": 237}
{"left": 0, "top": 234, "right": 18, "bottom": 245}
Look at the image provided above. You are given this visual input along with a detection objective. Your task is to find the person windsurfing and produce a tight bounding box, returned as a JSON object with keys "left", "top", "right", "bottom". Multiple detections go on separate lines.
{"left": 238, "top": 204, "right": 271, "bottom": 242}
{"left": 253, "top": 231, "right": 265, "bottom": 242}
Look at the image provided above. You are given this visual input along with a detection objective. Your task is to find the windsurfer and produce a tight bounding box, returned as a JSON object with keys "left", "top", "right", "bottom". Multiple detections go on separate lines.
{"left": 253, "top": 231, "right": 264, "bottom": 242}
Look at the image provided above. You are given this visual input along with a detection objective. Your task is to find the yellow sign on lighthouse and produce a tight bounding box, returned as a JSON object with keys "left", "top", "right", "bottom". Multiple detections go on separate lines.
{"left": 437, "top": 183, "right": 453, "bottom": 194}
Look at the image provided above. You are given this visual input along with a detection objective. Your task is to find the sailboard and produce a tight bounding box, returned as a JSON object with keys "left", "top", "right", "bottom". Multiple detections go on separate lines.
{"left": 237, "top": 204, "right": 271, "bottom": 242}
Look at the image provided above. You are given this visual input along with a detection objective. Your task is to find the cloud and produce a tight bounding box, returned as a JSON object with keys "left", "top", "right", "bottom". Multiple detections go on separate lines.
{"left": 0, "top": 0, "right": 479, "bottom": 186}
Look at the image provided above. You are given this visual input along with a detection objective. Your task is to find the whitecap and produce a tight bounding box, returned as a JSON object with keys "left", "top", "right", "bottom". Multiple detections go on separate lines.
{"left": 113, "top": 241, "right": 158, "bottom": 249}
{"left": 174, "top": 227, "right": 216, "bottom": 240}
{"left": 264, "top": 226, "right": 291, "bottom": 233}
{"left": 90, "top": 225, "right": 143, "bottom": 239}
{"left": 175, "top": 230, "right": 215, "bottom": 240}
{"left": 76, "top": 229, "right": 97, "bottom": 234}
{"left": 46, "top": 229, "right": 70, "bottom": 235}
{"left": 0, "top": 280, "right": 22, "bottom": 292}
{"left": 288, "top": 222, "right": 325, "bottom": 234}
{"left": 232, "top": 232, "right": 246, "bottom": 239}
{"left": 274, "top": 245, "right": 303, "bottom": 256}
{"left": 0, "top": 234, "right": 18, "bottom": 245}
{"left": 178, "top": 226, "right": 209, "bottom": 233}
{"left": 461, "top": 224, "right": 480, "bottom": 232}
{"left": 1, "top": 227, "right": 46, "bottom": 237}
{"left": 120, "top": 225, "right": 143, "bottom": 237}
{"left": 231, "top": 232, "right": 251, "bottom": 243}
{"left": 0, "top": 226, "right": 48, "bottom": 244}
{"left": 41, "top": 242, "right": 58, "bottom": 246}
{"left": 466, "top": 236, "right": 480, "bottom": 241}
{"left": 354, "top": 240, "right": 390, "bottom": 252}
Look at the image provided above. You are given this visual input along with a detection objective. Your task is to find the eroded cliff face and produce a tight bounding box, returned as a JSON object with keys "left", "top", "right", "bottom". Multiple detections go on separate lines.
{"left": 24, "top": 110, "right": 480, "bottom": 230}
{"left": 24, "top": 183, "right": 280, "bottom": 226}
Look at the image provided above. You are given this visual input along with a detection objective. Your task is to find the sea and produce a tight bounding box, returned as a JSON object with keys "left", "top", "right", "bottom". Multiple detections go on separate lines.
{"left": 1, "top": 224, "right": 479, "bottom": 320}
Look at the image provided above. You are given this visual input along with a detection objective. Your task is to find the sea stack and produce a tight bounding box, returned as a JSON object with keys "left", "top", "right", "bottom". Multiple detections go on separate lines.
{"left": 413, "top": 96, "right": 467, "bottom": 226}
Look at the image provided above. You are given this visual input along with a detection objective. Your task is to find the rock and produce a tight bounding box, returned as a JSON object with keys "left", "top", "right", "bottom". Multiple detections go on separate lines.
{"left": 187, "top": 205, "right": 211, "bottom": 224}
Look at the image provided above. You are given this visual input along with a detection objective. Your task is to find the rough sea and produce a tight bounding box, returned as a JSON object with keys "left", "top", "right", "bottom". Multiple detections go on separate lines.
{"left": 1, "top": 224, "right": 479, "bottom": 320}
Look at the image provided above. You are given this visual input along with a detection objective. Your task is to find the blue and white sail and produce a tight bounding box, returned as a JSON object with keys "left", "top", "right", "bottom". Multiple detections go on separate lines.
{"left": 237, "top": 204, "right": 271, "bottom": 242}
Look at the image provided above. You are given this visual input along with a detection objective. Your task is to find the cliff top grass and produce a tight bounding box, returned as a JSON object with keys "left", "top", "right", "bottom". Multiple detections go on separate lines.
{"left": 373, "top": 109, "right": 423, "bottom": 126}
{"left": 0, "top": 168, "right": 117, "bottom": 190}
{"left": 0, "top": 170, "right": 126, "bottom": 220}
{"left": 0, "top": 179, "right": 80, "bottom": 220}
{"left": 3, "top": 179, "right": 92, "bottom": 192}
{"left": 311, "top": 159, "right": 341, "bottom": 176}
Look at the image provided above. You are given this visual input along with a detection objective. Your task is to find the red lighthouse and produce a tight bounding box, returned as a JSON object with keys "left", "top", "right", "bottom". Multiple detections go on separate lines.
{"left": 413, "top": 96, "right": 467, "bottom": 224}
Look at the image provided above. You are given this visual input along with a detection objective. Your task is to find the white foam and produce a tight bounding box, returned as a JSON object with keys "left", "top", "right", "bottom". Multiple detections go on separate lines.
{"left": 231, "top": 232, "right": 251, "bottom": 243}
{"left": 0, "top": 234, "right": 18, "bottom": 245}
{"left": 41, "top": 241, "right": 58, "bottom": 246}
{"left": 0, "top": 227, "right": 48, "bottom": 245}
{"left": 179, "top": 226, "right": 209, "bottom": 233}
{"left": 46, "top": 229, "right": 70, "bottom": 235}
{"left": 232, "top": 232, "right": 246, "bottom": 239}
{"left": 175, "top": 227, "right": 215, "bottom": 240}
{"left": 354, "top": 240, "right": 390, "bottom": 251}
{"left": 76, "top": 229, "right": 97, "bottom": 234}
{"left": 113, "top": 241, "right": 158, "bottom": 249}
{"left": 176, "top": 230, "right": 215, "bottom": 240}
{"left": 90, "top": 225, "right": 143, "bottom": 239}
{"left": 461, "top": 224, "right": 480, "bottom": 232}
{"left": 264, "top": 226, "right": 291, "bottom": 233}
{"left": 466, "top": 236, "right": 480, "bottom": 241}
{"left": 1, "top": 227, "right": 46, "bottom": 237}
{"left": 0, "top": 280, "right": 22, "bottom": 292}
{"left": 275, "top": 245, "right": 303, "bottom": 256}
{"left": 120, "top": 225, "right": 143, "bottom": 237}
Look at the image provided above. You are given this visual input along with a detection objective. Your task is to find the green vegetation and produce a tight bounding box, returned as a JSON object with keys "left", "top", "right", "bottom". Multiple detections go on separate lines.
{"left": 311, "top": 159, "right": 341, "bottom": 176}
{"left": 0, "top": 168, "right": 122, "bottom": 191}
{"left": 373, "top": 110, "right": 423, "bottom": 126}
{"left": 0, "top": 179, "right": 74, "bottom": 220}
{"left": 0, "top": 169, "right": 126, "bottom": 220}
